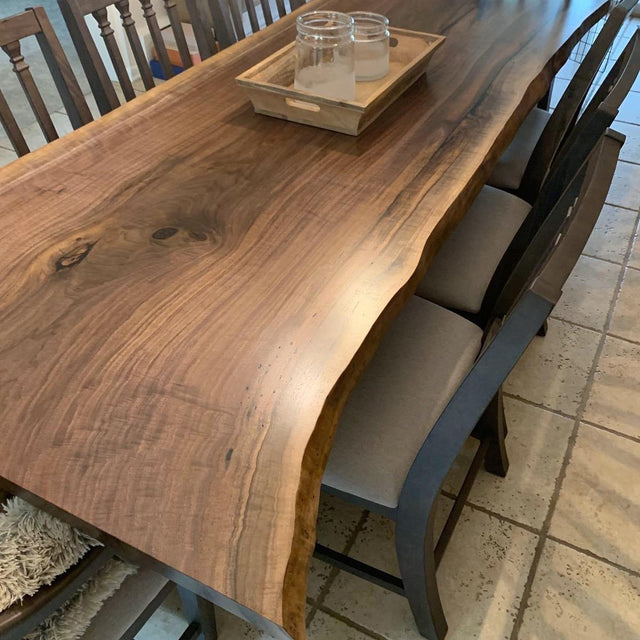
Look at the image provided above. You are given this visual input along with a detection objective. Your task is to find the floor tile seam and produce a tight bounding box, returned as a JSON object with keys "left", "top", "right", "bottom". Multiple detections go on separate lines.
{"left": 510, "top": 192, "right": 640, "bottom": 639}
{"left": 502, "top": 391, "right": 639, "bottom": 442}
{"left": 547, "top": 314, "right": 606, "bottom": 333}
{"left": 606, "top": 329, "right": 640, "bottom": 346}
{"left": 614, "top": 117, "right": 640, "bottom": 126}
{"left": 545, "top": 534, "right": 640, "bottom": 578}
{"left": 580, "top": 252, "right": 628, "bottom": 267}
{"left": 615, "top": 157, "right": 640, "bottom": 167}
{"left": 604, "top": 201, "right": 640, "bottom": 213}
{"left": 579, "top": 418, "right": 640, "bottom": 443}
{"left": 501, "top": 392, "right": 577, "bottom": 421}
{"left": 458, "top": 499, "right": 542, "bottom": 536}
{"left": 579, "top": 252, "right": 634, "bottom": 266}
{"left": 306, "top": 509, "right": 370, "bottom": 626}
{"left": 314, "top": 604, "right": 388, "bottom": 640}
{"left": 440, "top": 488, "right": 542, "bottom": 534}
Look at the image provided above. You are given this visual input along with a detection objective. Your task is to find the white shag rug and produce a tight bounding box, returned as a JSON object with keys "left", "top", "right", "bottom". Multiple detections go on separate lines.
{"left": 0, "top": 497, "right": 138, "bottom": 640}
{"left": 0, "top": 497, "right": 100, "bottom": 611}
{"left": 23, "top": 558, "right": 137, "bottom": 640}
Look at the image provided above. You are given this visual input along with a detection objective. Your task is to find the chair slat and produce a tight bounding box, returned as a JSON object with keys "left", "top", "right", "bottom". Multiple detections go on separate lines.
{"left": 141, "top": 0, "right": 175, "bottom": 79}
{"left": 58, "top": 0, "right": 122, "bottom": 115}
{"left": 2, "top": 40, "right": 59, "bottom": 143}
{"left": 32, "top": 7, "right": 93, "bottom": 129}
{"left": 0, "top": 88, "right": 29, "bottom": 156}
{"left": 274, "top": 0, "right": 286, "bottom": 18}
{"left": 91, "top": 7, "right": 137, "bottom": 100}
{"left": 258, "top": 0, "right": 273, "bottom": 26}
{"left": 184, "top": 0, "right": 218, "bottom": 59}
{"left": 243, "top": 0, "right": 260, "bottom": 33}
{"left": 227, "top": 0, "right": 247, "bottom": 40}
{"left": 163, "top": 0, "right": 194, "bottom": 67}
{"left": 0, "top": 10, "right": 41, "bottom": 44}
{"left": 290, "top": 0, "right": 305, "bottom": 9}
{"left": 206, "top": 0, "right": 236, "bottom": 49}
{"left": 115, "top": 0, "right": 155, "bottom": 91}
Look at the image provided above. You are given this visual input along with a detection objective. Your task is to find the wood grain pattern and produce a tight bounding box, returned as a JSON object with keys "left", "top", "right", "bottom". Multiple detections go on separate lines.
{"left": 0, "top": 1, "right": 606, "bottom": 638}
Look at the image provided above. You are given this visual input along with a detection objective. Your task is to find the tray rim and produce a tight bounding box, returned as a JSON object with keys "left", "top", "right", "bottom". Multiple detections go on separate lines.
{"left": 235, "top": 27, "right": 446, "bottom": 112}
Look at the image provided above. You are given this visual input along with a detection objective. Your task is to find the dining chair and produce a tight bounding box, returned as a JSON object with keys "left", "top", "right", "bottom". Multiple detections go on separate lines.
{"left": 57, "top": 0, "right": 218, "bottom": 116}
{"left": 0, "top": 494, "right": 218, "bottom": 640}
{"left": 487, "top": 0, "right": 637, "bottom": 203}
{"left": 318, "top": 127, "right": 624, "bottom": 640}
{"left": 0, "top": 6, "right": 93, "bottom": 157}
{"left": 416, "top": 29, "right": 640, "bottom": 330}
{"left": 207, "top": 0, "right": 306, "bottom": 48}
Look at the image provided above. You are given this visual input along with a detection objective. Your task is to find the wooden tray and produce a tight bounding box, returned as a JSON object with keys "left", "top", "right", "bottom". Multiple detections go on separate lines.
{"left": 236, "top": 28, "right": 445, "bottom": 135}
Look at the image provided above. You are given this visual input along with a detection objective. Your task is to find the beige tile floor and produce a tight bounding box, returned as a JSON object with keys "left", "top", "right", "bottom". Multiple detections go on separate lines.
{"left": 2, "top": 17, "right": 639, "bottom": 640}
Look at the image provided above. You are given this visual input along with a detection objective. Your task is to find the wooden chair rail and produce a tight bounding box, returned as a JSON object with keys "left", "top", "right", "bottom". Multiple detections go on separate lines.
{"left": 0, "top": 6, "right": 92, "bottom": 156}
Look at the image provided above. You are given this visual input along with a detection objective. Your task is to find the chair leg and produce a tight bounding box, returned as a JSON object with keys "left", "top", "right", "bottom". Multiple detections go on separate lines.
{"left": 396, "top": 491, "right": 448, "bottom": 639}
{"left": 537, "top": 318, "right": 549, "bottom": 337}
{"left": 478, "top": 389, "right": 510, "bottom": 477}
{"left": 178, "top": 586, "right": 218, "bottom": 640}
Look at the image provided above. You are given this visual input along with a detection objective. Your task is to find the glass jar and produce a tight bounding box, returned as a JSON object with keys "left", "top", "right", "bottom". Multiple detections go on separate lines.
{"left": 349, "top": 12, "right": 390, "bottom": 82}
{"left": 294, "top": 11, "right": 356, "bottom": 101}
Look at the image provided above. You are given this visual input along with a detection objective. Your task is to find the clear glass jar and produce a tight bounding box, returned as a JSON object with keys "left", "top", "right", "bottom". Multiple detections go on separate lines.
{"left": 294, "top": 11, "right": 356, "bottom": 101}
{"left": 349, "top": 12, "right": 390, "bottom": 82}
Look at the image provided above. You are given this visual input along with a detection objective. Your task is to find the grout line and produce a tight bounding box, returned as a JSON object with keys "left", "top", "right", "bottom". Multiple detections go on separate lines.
{"left": 457, "top": 499, "right": 542, "bottom": 536}
{"left": 545, "top": 535, "right": 640, "bottom": 578}
{"left": 580, "top": 417, "right": 640, "bottom": 443}
{"left": 614, "top": 157, "right": 640, "bottom": 166}
{"left": 305, "top": 509, "right": 370, "bottom": 627}
{"left": 606, "top": 329, "right": 640, "bottom": 347}
{"left": 509, "top": 181, "right": 640, "bottom": 640}
{"left": 548, "top": 314, "right": 606, "bottom": 333}
{"left": 315, "top": 604, "right": 388, "bottom": 639}
{"left": 502, "top": 392, "right": 578, "bottom": 421}
{"left": 604, "top": 201, "right": 640, "bottom": 212}
{"left": 581, "top": 252, "right": 628, "bottom": 267}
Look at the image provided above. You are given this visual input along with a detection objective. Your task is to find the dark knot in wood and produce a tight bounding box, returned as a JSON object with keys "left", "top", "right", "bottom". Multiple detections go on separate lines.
{"left": 152, "top": 227, "right": 179, "bottom": 240}
{"left": 55, "top": 242, "right": 95, "bottom": 271}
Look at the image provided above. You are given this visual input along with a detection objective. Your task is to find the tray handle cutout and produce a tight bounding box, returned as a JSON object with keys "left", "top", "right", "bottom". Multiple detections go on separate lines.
{"left": 285, "top": 98, "right": 321, "bottom": 112}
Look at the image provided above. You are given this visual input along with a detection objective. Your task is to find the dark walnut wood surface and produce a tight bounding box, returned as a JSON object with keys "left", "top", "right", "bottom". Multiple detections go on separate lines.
{"left": 0, "top": 0, "right": 605, "bottom": 637}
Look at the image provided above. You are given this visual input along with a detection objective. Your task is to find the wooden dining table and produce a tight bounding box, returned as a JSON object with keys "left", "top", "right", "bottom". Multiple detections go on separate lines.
{"left": 0, "top": 0, "right": 607, "bottom": 637}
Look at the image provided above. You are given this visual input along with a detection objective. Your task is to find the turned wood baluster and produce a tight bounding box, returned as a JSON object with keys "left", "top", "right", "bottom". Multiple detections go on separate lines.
{"left": 2, "top": 41, "right": 58, "bottom": 144}
{"left": 0, "top": 88, "right": 29, "bottom": 156}
{"left": 92, "top": 7, "right": 136, "bottom": 100}
{"left": 114, "top": 0, "right": 155, "bottom": 91}
{"left": 242, "top": 0, "right": 260, "bottom": 33}
{"left": 257, "top": 0, "right": 273, "bottom": 26}
{"left": 184, "top": 0, "right": 218, "bottom": 58}
{"left": 163, "top": 0, "right": 194, "bottom": 67}
{"left": 205, "top": 0, "right": 235, "bottom": 50}
{"left": 274, "top": 0, "right": 286, "bottom": 19}
{"left": 140, "top": 0, "right": 174, "bottom": 79}
{"left": 226, "top": 0, "right": 246, "bottom": 40}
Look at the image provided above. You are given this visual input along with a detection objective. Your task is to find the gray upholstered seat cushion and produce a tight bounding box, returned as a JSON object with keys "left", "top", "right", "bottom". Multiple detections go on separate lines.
{"left": 486, "top": 107, "right": 551, "bottom": 191}
{"left": 415, "top": 186, "right": 531, "bottom": 314}
{"left": 322, "top": 296, "right": 482, "bottom": 509}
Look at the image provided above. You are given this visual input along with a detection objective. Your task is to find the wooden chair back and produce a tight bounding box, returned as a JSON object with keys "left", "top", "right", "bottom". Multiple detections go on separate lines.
{"left": 478, "top": 31, "right": 640, "bottom": 326}
{"left": 517, "top": 0, "right": 637, "bottom": 202}
{"left": 0, "top": 6, "right": 93, "bottom": 157}
{"left": 207, "top": 0, "right": 306, "bottom": 48}
{"left": 57, "top": 0, "right": 217, "bottom": 115}
{"left": 492, "top": 129, "right": 623, "bottom": 321}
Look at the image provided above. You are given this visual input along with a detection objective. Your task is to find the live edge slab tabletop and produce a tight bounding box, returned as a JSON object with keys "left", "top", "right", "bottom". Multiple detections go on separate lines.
{"left": 0, "top": 0, "right": 606, "bottom": 638}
